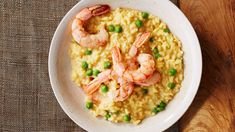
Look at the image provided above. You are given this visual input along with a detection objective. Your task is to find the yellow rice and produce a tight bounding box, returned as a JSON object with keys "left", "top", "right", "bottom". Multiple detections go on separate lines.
{"left": 68, "top": 8, "right": 184, "bottom": 124}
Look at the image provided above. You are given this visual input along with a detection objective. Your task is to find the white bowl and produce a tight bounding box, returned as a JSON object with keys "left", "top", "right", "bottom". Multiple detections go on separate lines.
{"left": 48, "top": 0, "right": 202, "bottom": 131}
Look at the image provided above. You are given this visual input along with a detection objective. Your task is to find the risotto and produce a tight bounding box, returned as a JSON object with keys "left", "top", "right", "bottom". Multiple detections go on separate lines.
{"left": 69, "top": 6, "right": 183, "bottom": 124}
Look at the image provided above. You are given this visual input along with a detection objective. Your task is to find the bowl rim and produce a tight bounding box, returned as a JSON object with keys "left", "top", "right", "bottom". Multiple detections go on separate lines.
{"left": 48, "top": 0, "right": 202, "bottom": 131}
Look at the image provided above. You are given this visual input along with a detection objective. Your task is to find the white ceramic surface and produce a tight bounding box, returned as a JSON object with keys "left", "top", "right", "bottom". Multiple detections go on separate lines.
{"left": 48, "top": 0, "right": 202, "bottom": 131}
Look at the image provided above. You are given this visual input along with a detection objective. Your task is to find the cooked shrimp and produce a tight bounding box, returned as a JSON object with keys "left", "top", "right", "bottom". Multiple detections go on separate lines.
{"left": 110, "top": 33, "right": 158, "bottom": 101}
{"left": 72, "top": 5, "right": 110, "bottom": 48}
{"left": 112, "top": 45, "right": 156, "bottom": 95}
{"left": 129, "top": 32, "right": 150, "bottom": 57}
{"left": 112, "top": 46, "right": 125, "bottom": 76}
{"left": 124, "top": 53, "right": 156, "bottom": 82}
{"left": 84, "top": 69, "right": 112, "bottom": 95}
{"left": 88, "top": 92, "right": 101, "bottom": 104}
{"left": 135, "top": 72, "right": 161, "bottom": 86}
{"left": 124, "top": 32, "right": 157, "bottom": 83}
{"left": 115, "top": 77, "right": 134, "bottom": 101}
{"left": 126, "top": 59, "right": 138, "bottom": 71}
{"left": 111, "top": 46, "right": 134, "bottom": 101}
{"left": 114, "top": 72, "right": 160, "bottom": 102}
{"left": 126, "top": 32, "right": 150, "bottom": 71}
{"left": 112, "top": 32, "right": 151, "bottom": 74}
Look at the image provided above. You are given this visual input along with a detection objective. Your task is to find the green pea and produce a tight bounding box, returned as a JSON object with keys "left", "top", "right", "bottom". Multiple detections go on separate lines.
{"left": 150, "top": 37, "right": 154, "bottom": 43}
{"left": 152, "top": 47, "right": 159, "bottom": 54}
{"left": 142, "top": 88, "right": 148, "bottom": 95}
{"left": 123, "top": 114, "right": 131, "bottom": 122}
{"left": 154, "top": 53, "right": 161, "bottom": 59}
{"left": 86, "top": 101, "right": 93, "bottom": 109}
{"left": 103, "top": 61, "right": 111, "bottom": 69}
{"left": 168, "top": 82, "right": 176, "bottom": 89}
{"left": 152, "top": 101, "right": 167, "bottom": 114}
{"left": 105, "top": 113, "right": 111, "bottom": 120}
{"left": 84, "top": 49, "right": 92, "bottom": 55}
{"left": 141, "top": 12, "right": 149, "bottom": 19}
{"left": 114, "top": 25, "right": 122, "bottom": 33}
{"left": 93, "top": 69, "right": 100, "bottom": 76}
{"left": 108, "top": 25, "right": 115, "bottom": 32}
{"left": 152, "top": 48, "right": 161, "bottom": 59}
{"left": 163, "top": 28, "right": 170, "bottom": 33}
{"left": 169, "top": 68, "right": 177, "bottom": 76}
{"left": 86, "top": 69, "right": 93, "bottom": 76}
{"left": 101, "top": 85, "right": 108, "bottom": 93}
{"left": 135, "top": 20, "right": 143, "bottom": 28}
{"left": 158, "top": 101, "right": 167, "bottom": 110}
{"left": 81, "top": 61, "right": 88, "bottom": 70}
{"left": 152, "top": 107, "right": 161, "bottom": 114}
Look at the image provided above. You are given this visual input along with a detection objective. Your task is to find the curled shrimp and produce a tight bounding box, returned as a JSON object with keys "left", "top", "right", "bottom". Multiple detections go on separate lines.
{"left": 124, "top": 32, "right": 156, "bottom": 83}
{"left": 115, "top": 77, "right": 134, "bottom": 101}
{"left": 124, "top": 53, "right": 156, "bottom": 83}
{"left": 72, "top": 5, "right": 110, "bottom": 48}
{"left": 112, "top": 46, "right": 125, "bottom": 77}
{"left": 111, "top": 37, "right": 157, "bottom": 101}
{"left": 129, "top": 32, "right": 151, "bottom": 57}
{"left": 84, "top": 69, "right": 112, "bottom": 95}
{"left": 112, "top": 46, "right": 134, "bottom": 101}
{"left": 126, "top": 32, "right": 150, "bottom": 71}
{"left": 85, "top": 32, "right": 159, "bottom": 101}
{"left": 135, "top": 72, "right": 161, "bottom": 86}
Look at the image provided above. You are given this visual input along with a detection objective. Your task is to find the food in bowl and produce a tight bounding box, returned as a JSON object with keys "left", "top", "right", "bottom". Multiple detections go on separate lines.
{"left": 69, "top": 4, "right": 184, "bottom": 124}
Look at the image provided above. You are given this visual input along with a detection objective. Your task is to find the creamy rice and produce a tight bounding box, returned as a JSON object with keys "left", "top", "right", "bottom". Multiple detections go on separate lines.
{"left": 69, "top": 8, "right": 184, "bottom": 124}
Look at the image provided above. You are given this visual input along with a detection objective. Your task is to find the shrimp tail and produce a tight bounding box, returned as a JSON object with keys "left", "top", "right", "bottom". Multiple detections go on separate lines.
{"left": 114, "top": 77, "right": 134, "bottom": 101}
{"left": 76, "top": 5, "right": 111, "bottom": 21}
{"left": 84, "top": 70, "right": 112, "bottom": 95}
{"left": 72, "top": 4, "right": 110, "bottom": 48}
{"left": 89, "top": 5, "right": 111, "bottom": 16}
{"left": 112, "top": 46, "right": 125, "bottom": 76}
{"left": 129, "top": 32, "right": 150, "bottom": 57}
{"left": 123, "top": 53, "right": 156, "bottom": 83}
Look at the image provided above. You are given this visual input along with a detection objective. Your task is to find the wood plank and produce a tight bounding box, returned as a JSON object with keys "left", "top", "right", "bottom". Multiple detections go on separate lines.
{"left": 178, "top": 0, "right": 235, "bottom": 131}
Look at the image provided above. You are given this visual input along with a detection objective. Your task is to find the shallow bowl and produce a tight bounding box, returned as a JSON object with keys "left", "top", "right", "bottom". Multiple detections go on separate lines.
{"left": 49, "top": 0, "right": 202, "bottom": 131}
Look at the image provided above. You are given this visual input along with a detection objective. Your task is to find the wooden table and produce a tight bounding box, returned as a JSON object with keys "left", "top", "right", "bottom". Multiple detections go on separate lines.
{"left": 0, "top": 0, "right": 234, "bottom": 131}
{"left": 178, "top": 0, "right": 235, "bottom": 131}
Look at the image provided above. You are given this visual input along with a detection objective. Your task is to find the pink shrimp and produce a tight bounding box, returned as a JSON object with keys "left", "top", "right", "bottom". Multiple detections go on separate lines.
{"left": 112, "top": 44, "right": 156, "bottom": 83}
{"left": 72, "top": 5, "right": 110, "bottom": 48}
{"left": 123, "top": 32, "right": 157, "bottom": 83}
{"left": 126, "top": 32, "right": 150, "bottom": 71}
{"left": 124, "top": 53, "right": 156, "bottom": 83}
{"left": 110, "top": 32, "right": 159, "bottom": 101}
{"left": 114, "top": 77, "right": 134, "bottom": 102}
{"left": 135, "top": 72, "right": 161, "bottom": 86}
{"left": 128, "top": 32, "right": 151, "bottom": 57}
{"left": 112, "top": 46, "right": 125, "bottom": 77}
{"left": 84, "top": 69, "right": 112, "bottom": 95}
{"left": 111, "top": 46, "right": 134, "bottom": 101}
{"left": 88, "top": 93, "right": 100, "bottom": 104}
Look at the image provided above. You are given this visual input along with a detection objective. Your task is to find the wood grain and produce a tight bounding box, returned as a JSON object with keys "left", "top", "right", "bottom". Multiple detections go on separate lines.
{"left": 0, "top": 0, "right": 179, "bottom": 131}
{"left": 178, "top": 0, "right": 235, "bottom": 131}
{"left": 1, "top": 0, "right": 234, "bottom": 131}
